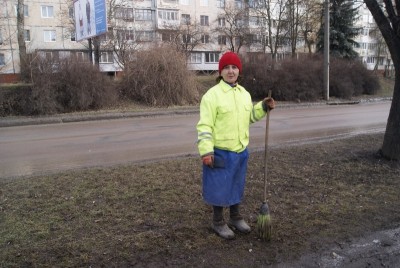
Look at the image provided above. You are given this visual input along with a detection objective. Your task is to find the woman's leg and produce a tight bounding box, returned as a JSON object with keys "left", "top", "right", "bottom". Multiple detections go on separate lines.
{"left": 211, "top": 206, "right": 235, "bottom": 239}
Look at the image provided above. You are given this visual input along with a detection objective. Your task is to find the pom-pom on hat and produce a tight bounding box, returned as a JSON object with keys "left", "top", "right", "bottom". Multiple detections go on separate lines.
{"left": 218, "top": 51, "right": 242, "bottom": 74}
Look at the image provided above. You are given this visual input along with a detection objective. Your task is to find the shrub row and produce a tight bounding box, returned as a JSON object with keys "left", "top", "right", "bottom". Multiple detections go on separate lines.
{"left": 1, "top": 50, "right": 381, "bottom": 117}
{"left": 242, "top": 55, "right": 380, "bottom": 101}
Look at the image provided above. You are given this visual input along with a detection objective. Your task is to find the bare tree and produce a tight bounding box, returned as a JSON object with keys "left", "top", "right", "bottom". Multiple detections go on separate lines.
{"left": 16, "top": 0, "right": 29, "bottom": 81}
{"left": 367, "top": 26, "right": 390, "bottom": 73}
{"left": 158, "top": 19, "right": 207, "bottom": 58}
{"left": 363, "top": 0, "right": 400, "bottom": 160}
{"left": 286, "top": 0, "right": 302, "bottom": 57}
{"left": 99, "top": 1, "right": 146, "bottom": 70}
{"left": 215, "top": 3, "right": 250, "bottom": 53}
{"left": 299, "top": 0, "right": 321, "bottom": 54}
{"left": 251, "top": 0, "right": 288, "bottom": 64}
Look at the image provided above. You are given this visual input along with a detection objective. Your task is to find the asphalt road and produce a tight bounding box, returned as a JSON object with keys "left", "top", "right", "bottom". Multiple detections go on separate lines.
{"left": 0, "top": 102, "right": 390, "bottom": 178}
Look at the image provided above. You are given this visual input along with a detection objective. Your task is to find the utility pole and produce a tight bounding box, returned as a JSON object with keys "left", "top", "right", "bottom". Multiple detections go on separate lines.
{"left": 323, "top": 0, "right": 330, "bottom": 101}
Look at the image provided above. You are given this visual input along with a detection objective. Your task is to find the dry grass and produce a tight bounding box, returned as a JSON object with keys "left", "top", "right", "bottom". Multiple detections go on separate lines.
{"left": 1, "top": 132, "right": 399, "bottom": 267}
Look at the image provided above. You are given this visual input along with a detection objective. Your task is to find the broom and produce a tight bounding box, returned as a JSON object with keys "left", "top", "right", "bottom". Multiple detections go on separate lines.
{"left": 256, "top": 90, "right": 272, "bottom": 241}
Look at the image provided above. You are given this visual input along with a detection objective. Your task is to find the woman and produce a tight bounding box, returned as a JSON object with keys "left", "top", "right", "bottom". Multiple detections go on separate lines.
{"left": 196, "top": 51, "right": 275, "bottom": 239}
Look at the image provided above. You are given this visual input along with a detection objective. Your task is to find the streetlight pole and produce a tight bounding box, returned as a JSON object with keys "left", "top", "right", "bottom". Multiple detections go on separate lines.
{"left": 323, "top": 0, "right": 330, "bottom": 101}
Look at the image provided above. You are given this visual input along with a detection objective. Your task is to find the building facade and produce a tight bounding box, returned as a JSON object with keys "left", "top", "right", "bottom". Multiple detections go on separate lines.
{"left": 0, "top": 0, "right": 392, "bottom": 83}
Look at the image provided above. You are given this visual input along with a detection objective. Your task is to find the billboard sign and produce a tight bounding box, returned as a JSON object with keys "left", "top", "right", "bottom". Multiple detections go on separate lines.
{"left": 74, "top": 0, "right": 107, "bottom": 41}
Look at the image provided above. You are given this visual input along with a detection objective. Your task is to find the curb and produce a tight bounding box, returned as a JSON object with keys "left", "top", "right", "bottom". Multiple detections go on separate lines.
{"left": 0, "top": 98, "right": 391, "bottom": 128}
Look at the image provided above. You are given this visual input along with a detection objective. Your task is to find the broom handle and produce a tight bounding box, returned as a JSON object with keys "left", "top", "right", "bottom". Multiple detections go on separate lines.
{"left": 263, "top": 90, "right": 272, "bottom": 203}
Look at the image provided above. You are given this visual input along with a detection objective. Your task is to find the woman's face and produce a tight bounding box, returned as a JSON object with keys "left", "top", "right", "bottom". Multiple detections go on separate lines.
{"left": 221, "top": 65, "right": 239, "bottom": 84}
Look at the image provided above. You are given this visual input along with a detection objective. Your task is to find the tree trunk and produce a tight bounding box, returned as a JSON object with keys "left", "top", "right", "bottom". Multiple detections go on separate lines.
{"left": 381, "top": 70, "right": 400, "bottom": 160}
{"left": 17, "top": 0, "right": 29, "bottom": 82}
{"left": 363, "top": 0, "right": 400, "bottom": 160}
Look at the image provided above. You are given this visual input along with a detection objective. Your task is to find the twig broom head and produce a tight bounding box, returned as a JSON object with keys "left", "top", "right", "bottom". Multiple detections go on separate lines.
{"left": 256, "top": 201, "right": 272, "bottom": 241}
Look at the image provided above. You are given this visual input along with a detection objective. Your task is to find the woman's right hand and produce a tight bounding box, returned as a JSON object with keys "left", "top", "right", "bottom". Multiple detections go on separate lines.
{"left": 202, "top": 154, "right": 214, "bottom": 168}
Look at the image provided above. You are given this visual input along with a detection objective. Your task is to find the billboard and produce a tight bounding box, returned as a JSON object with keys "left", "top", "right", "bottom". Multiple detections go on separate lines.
{"left": 74, "top": 0, "right": 107, "bottom": 41}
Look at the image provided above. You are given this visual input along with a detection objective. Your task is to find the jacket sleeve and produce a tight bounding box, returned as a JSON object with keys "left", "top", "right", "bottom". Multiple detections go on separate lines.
{"left": 196, "top": 94, "right": 215, "bottom": 156}
{"left": 250, "top": 100, "right": 267, "bottom": 123}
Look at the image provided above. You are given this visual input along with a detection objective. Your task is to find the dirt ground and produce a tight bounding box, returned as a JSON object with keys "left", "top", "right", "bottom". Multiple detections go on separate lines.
{"left": 1, "top": 132, "right": 400, "bottom": 267}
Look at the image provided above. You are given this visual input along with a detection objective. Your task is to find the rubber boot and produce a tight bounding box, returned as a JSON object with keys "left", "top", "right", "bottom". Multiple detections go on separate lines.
{"left": 228, "top": 204, "right": 251, "bottom": 233}
{"left": 211, "top": 206, "right": 234, "bottom": 239}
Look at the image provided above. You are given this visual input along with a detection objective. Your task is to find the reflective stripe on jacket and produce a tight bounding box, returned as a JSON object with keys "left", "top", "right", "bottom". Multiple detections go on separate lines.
{"left": 196, "top": 80, "right": 266, "bottom": 156}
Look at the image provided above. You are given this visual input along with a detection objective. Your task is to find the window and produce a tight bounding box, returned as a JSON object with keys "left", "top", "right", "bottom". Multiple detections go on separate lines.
{"left": 235, "top": 18, "right": 245, "bottom": 27}
{"left": 276, "top": 53, "right": 285, "bottom": 61}
{"left": 162, "top": 32, "right": 173, "bottom": 41}
{"left": 368, "top": 43, "right": 377, "bottom": 50}
{"left": 137, "top": 31, "right": 154, "bottom": 42}
{"left": 249, "top": 16, "right": 265, "bottom": 27}
{"left": 117, "top": 29, "right": 135, "bottom": 41}
{"left": 362, "top": 28, "right": 368, "bottom": 36}
{"left": 249, "top": 34, "right": 262, "bottom": 43}
{"left": 361, "top": 43, "right": 367, "bottom": 49}
{"left": 367, "top": 57, "right": 375, "bottom": 64}
{"left": 44, "top": 30, "right": 56, "bottom": 42}
{"left": 201, "top": 34, "right": 209, "bottom": 44}
{"left": 205, "top": 52, "right": 219, "bottom": 63}
{"left": 0, "top": 31, "right": 3, "bottom": 45}
{"left": 135, "top": 9, "right": 152, "bottom": 21}
{"left": 182, "top": 34, "right": 191, "bottom": 43}
{"left": 115, "top": 7, "right": 134, "bottom": 19}
{"left": 200, "top": 0, "right": 208, "bottom": 6}
{"left": 59, "top": 51, "right": 70, "bottom": 59}
{"left": 216, "top": 0, "right": 225, "bottom": 8}
{"left": 69, "top": 7, "right": 74, "bottom": 19}
{"left": 218, "top": 18, "right": 225, "bottom": 27}
{"left": 218, "top": 35, "right": 226, "bottom": 45}
{"left": 158, "top": 10, "right": 178, "bottom": 21}
{"left": 75, "top": 52, "right": 87, "bottom": 62}
{"left": 41, "top": 6, "right": 54, "bottom": 18}
{"left": 235, "top": 37, "right": 241, "bottom": 46}
{"left": 181, "top": 14, "right": 190, "bottom": 24}
{"left": 0, "top": 53, "right": 5, "bottom": 65}
{"left": 188, "top": 53, "right": 202, "bottom": 63}
{"left": 100, "top": 52, "right": 114, "bottom": 63}
{"left": 248, "top": 0, "right": 264, "bottom": 8}
{"left": 71, "top": 31, "right": 76, "bottom": 41}
{"left": 235, "top": 0, "right": 243, "bottom": 8}
{"left": 25, "top": 5, "right": 29, "bottom": 16}
{"left": 99, "top": 27, "right": 112, "bottom": 42}
{"left": 41, "top": 51, "right": 59, "bottom": 61}
{"left": 180, "top": 0, "right": 190, "bottom": 5}
{"left": 24, "top": 29, "right": 30, "bottom": 41}
{"left": 14, "top": 5, "right": 29, "bottom": 16}
{"left": 200, "top": 15, "right": 209, "bottom": 26}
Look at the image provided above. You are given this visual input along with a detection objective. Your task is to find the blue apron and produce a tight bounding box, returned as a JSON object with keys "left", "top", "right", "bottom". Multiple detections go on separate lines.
{"left": 202, "top": 148, "right": 249, "bottom": 206}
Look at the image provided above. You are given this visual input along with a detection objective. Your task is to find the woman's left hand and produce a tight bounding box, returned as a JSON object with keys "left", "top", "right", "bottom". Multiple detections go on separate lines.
{"left": 264, "top": 97, "right": 276, "bottom": 111}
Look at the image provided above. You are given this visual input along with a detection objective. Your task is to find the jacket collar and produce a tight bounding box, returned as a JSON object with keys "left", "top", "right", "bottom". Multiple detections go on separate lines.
{"left": 219, "top": 80, "right": 242, "bottom": 93}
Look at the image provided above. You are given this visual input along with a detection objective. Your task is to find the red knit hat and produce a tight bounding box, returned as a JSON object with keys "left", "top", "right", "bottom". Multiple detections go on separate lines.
{"left": 218, "top": 51, "right": 242, "bottom": 74}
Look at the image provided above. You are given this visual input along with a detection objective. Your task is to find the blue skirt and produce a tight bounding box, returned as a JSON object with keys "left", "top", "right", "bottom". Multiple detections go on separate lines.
{"left": 202, "top": 148, "right": 249, "bottom": 206}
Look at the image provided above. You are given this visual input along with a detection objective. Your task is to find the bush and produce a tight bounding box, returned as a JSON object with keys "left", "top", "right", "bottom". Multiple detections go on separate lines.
{"left": 0, "top": 85, "right": 33, "bottom": 116}
{"left": 119, "top": 46, "right": 199, "bottom": 106}
{"left": 29, "top": 57, "right": 117, "bottom": 115}
{"left": 330, "top": 58, "right": 380, "bottom": 98}
{"left": 242, "top": 55, "right": 324, "bottom": 101}
{"left": 242, "top": 55, "right": 380, "bottom": 101}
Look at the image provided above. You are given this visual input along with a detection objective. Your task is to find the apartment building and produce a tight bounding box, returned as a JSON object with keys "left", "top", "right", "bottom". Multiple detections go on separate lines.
{"left": 353, "top": 3, "right": 393, "bottom": 74}
{"left": 0, "top": 0, "right": 390, "bottom": 82}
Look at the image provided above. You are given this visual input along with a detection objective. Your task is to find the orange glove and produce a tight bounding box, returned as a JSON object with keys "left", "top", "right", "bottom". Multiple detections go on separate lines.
{"left": 202, "top": 154, "right": 214, "bottom": 168}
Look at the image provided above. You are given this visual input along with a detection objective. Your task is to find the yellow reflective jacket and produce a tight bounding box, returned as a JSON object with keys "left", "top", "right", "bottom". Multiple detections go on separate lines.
{"left": 197, "top": 80, "right": 267, "bottom": 156}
